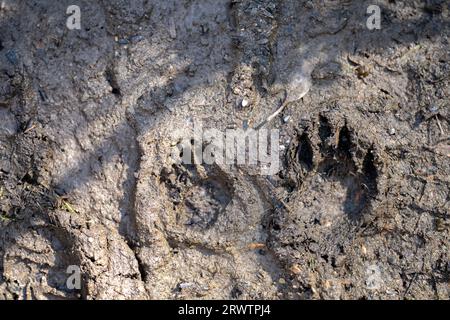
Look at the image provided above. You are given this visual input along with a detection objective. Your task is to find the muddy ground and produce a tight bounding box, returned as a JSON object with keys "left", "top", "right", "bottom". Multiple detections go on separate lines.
{"left": 0, "top": 0, "right": 449, "bottom": 299}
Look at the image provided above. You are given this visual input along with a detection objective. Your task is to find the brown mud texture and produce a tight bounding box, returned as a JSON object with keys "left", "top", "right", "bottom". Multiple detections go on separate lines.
{"left": 0, "top": 0, "right": 449, "bottom": 299}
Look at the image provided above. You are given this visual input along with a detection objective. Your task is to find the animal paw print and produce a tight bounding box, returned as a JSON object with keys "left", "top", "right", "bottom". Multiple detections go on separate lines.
{"left": 161, "top": 160, "right": 233, "bottom": 231}
{"left": 156, "top": 137, "right": 265, "bottom": 248}
{"left": 270, "top": 114, "right": 384, "bottom": 268}
{"left": 282, "top": 115, "right": 380, "bottom": 223}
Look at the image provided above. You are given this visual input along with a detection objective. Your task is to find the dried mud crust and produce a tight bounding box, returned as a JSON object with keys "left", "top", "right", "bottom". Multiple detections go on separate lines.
{"left": 0, "top": 0, "right": 449, "bottom": 299}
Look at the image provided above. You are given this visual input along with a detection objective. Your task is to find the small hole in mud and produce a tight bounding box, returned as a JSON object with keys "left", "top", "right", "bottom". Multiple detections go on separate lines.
{"left": 331, "top": 257, "right": 337, "bottom": 268}
{"left": 363, "top": 148, "right": 378, "bottom": 182}
{"left": 21, "top": 172, "right": 38, "bottom": 185}
{"left": 105, "top": 69, "right": 121, "bottom": 96}
{"left": 319, "top": 115, "right": 332, "bottom": 151}
{"left": 337, "top": 126, "right": 352, "bottom": 158}
{"left": 297, "top": 133, "right": 313, "bottom": 170}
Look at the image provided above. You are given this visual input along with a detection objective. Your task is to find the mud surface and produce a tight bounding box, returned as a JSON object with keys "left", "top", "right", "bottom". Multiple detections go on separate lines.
{"left": 0, "top": 0, "right": 449, "bottom": 299}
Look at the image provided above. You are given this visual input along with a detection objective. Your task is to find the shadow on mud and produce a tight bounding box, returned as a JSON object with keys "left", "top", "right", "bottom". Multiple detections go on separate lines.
{"left": 0, "top": 0, "right": 448, "bottom": 298}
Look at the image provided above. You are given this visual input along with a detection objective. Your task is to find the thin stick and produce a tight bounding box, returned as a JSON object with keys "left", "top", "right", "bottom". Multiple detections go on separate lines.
{"left": 436, "top": 115, "right": 444, "bottom": 135}
{"left": 255, "top": 89, "right": 290, "bottom": 130}
{"left": 254, "top": 98, "right": 289, "bottom": 130}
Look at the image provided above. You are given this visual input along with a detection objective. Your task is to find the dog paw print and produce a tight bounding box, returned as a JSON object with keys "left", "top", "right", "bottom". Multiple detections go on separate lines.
{"left": 270, "top": 114, "right": 385, "bottom": 275}
{"left": 282, "top": 115, "right": 380, "bottom": 222}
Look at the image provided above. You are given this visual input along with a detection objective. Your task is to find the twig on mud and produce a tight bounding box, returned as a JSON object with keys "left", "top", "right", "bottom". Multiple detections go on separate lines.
{"left": 255, "top": 79, "right": 310, "bottom": 129}
{"left": 23, "top": 123, "right": 36, "bottom": 134}
{"left": 435, "top": 115, "right": 445, "bottom": 135}
{"left": 254, "top": 93, "right": 289, "bottom": 130}
{"left": 403, "top": 272, "right": 418, "bottom": 298}
{"left": 430, "top": 74, "right": 450, "bottom": 84}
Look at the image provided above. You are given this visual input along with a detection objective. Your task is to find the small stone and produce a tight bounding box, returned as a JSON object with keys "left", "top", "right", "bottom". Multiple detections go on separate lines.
{"left": 118, "top": 38, "right": 129, "bottom": 45}
{"left": 389, "top": 128, "right": 396, "bottom": 135}
{"left": 290, "top": 264, "right": 301, "bottom": 275}
{"left": 88, "top": 237, "right": 94, "bottom": 243}
{"left": 130, "top": 35, "right": 144, "bottom": 43}
{"left": 241, "top": 98, "right": 249, "bottom": 108}
{"left": 428, "top": 105, "right": 439, "bottom": 113}
{"left": 278, "top": 278, "right": 286, "bottom": 285}
{"left": 5, "top": 50, "right": 18, "bottom": 65}
{"left": 179, "top": 282, "right": 193, "bottom": 290}
{"left": 361, "top": 244, "right": 367, "bottom": 255}
{"left": 283, "top": 115, "right": 290, "bottom": 123}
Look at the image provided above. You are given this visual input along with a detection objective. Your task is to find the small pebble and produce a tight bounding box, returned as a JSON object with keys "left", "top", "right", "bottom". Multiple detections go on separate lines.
{"left": 389, "top": 128, "right": 396, "bottom": 135}
{"left": 118, "top": 38, "right": 129, "bottom": 45}
{"left": 283, "top": 115, "right": 290, "bottom": 123}
{"left": 429, "top": 105, "right": 439, "bottom": 113}
{"left": 361, "top": 244, "right": 367, "bottom": 255}
{"left": 290, "top": 264, "right": 301, "bottom": 275}
{"left": 5, "top": 50, "right": 18, "bottom": 65}
{"left": 241, "top": 98, "right": 249, "bottom": 108}
{"left": 130, "top": 35, "right": 144, "bottom": 43}
{"left": 179, "top": 282, "right": 193, "bottom": 290}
